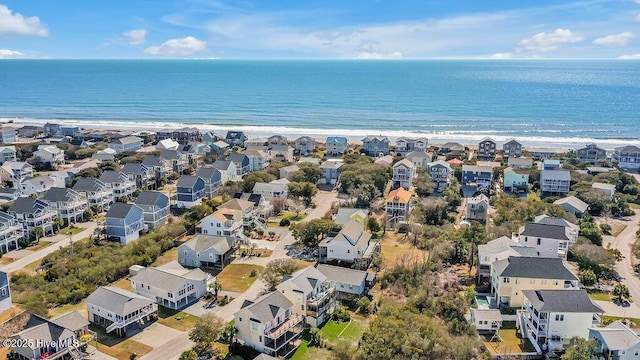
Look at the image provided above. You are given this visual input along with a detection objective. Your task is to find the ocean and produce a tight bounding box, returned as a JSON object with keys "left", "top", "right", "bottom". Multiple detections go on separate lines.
{"left": 1, "top": 59, "right": 639, "bottom": 147}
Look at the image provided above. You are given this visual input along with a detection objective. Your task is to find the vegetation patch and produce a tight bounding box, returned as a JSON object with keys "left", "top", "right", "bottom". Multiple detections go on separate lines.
{"left": 25, "top": 241, "right": 52, "bottom": 251}
{"left": 216, "top": 264, "right": 264, "bottom": 293}
{"left": 157, "top": 306, "right": 199, "bottom": 331}
{"left": 90, "top": 324, "right": 153, "bottom": 360}
{"left": 59, "top": 226, "right": 84, "bottom": 235}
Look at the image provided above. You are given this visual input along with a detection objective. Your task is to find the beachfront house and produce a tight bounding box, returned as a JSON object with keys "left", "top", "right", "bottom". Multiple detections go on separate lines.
{"left": 462, "top": 165, "right": 494, "bottom": 190}
{"left": 277, "top": 266, "right": 337, "bottom": 327}
{"left": 234, "top": 291, "right": 304, "bottom": 358}
{"left": 0, "top": 211, "right": 24, "bottom": 254}
{"left": 395, "top": 137, "right": 428, "bottom": 156}
{"left": 428, "top": 160, "right": 452, "bottom": 192}
{"left": 105, "top": 203, "right": 145, "bottom": 244}
{"left": 226, "top": 131, "right": 248, "bottom": 147}
{"left": 503, "top": 167, "right": 530, "bottom": 193}
{"left": 508, "top": 156, "right": 533, "bottom": 169}
{"left": 439, "top": 142, "right": 465, "bottom": 154}
{"left": 59, "top": 126, "right": 80, "bottom": 137}
{"left": 478, "top": 137, "right": 497, "bottom": 159}
{"left": 0, "top": 161, "right": 34, "bottom": 185}
{"left": 178, "top": 234, "right": 237, "bottom": 269}
{"left": 318, "top": 220, "right": 379, "bottom": 268}
{"left": 614, "top": 145, "right": 640, "bottom": 170}
{"left": 41, "top": 187, "right": 88, "bottom": 224}
{"left": 0, "top": 271, "right": 11, "bottom": 312}
{"left": 326, "top": 137, "right": 348, "bottom": 156}
{"left": 491, "top": 256, "right": 579, "bottom": 308}
{"left": 476, "top": 236, "right": 537, "bottom": 282}
{"left": 8, "top": 197, "right": 56, "bottom": 237}
{"left": 0, "top": 127, "right": 16, "bottom": 144}
{"left": 99, "top": 170, "right": 137, "bottom": 199}
{"left": 17, "top": 125, "right": 42, "bottom": 138}
{"left": 201, "top": 131, "right": 217, "bottom": 145}
{"left": 86, "top": 286, "right": 158, "bottom": 337}
{"left": 316, "top": 264, "right": 370, "bottom": 299}
{"left": 466, "top": 193, "right": 489, "bottom": 223}
{"left": 268, "top": 135, "right": 288, "bottom": 147}
{"left": 361, "top": 135, "right": 390, "bottom": 156}
{"left": 108, "top": 135, "right": 144, "bottom": 153}
{"left": 44, "top": 123, "right": 61, "bottom": 136}
{"left": 540, "top": 169, "right": 571, "bottom": 196}
{"left": 576, "top": 143, "right": 607, "bottom": 164}
{"left": 176, "top": 175, "right": 206, "bottom": 209}
{"left": 134, "top": 191, "right": 170, "bottom": 230}
{"left": 0, "top": 146, "right": 17, "bottom": 165}
{"left": 130, "top": 262, "right": 210, "bottom": 310}
{"left": 530, "top": 148, "right": 563, "bottom": 160}
{"left": 156, "top": 128, "right": 201, "bottom": 144}
{"left": 385, "top": 187, "right": 413, "bottom": 225}
{"left": 392, "top": 158, "right": 416, "bottom": 190}
{"left": 519, "top": 289, "right": 602, "bottom": 352}
{"left": 405, "top": 150, "right": 433, "bottom": 168}
{"left": 589, "top": 321, "right": 640, "bottom": 360}
{"left": 502, "top": 139, "right": 523, "bottom": 158}
{"left": 319, "top": 160, "right": 343, "bottom": 185}
{"left": 72, "top": 177, "right": 114, "bottom": 212}
{"left": 201, "top": 208, "right": 243, "bottom": 237}
{"left": 196, "top": 167, "right": 223, "bottom": 198}
{"left": 295, "top": 136, "right": 315, "bottom": 155}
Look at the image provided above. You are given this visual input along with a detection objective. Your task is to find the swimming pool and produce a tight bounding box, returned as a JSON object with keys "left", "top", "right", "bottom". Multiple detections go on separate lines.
{"left": 475, "top": 295, "right": 490, "bottom": 309}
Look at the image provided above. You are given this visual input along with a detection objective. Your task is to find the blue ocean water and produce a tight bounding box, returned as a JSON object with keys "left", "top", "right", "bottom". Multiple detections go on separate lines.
{"left": 0, "top": 60, "right": 638, "bottom": 144}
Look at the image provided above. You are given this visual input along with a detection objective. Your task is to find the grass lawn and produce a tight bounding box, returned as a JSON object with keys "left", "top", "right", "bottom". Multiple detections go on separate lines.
{"left": 239, "top": 247, "right": 273, "bottom": 257}
{"left": 380, "top": 233, "right": 425, "bottom": 268}
{"left": 90, "top": 324, "right": 152, "bottom": 360}
{"left": 26, "top": 240, "right": 52, "bottom": 251}
{"left": 111, "top": 278, "right": 132, "bottom": 291}
{"left": 290, "top": 340, "right": 332, "bottom": 360}
{"left": 216, "top": 264, "right": 264, "bottom": 293}
{"left": 484, "top": 328, "right": 536, "bottom": 355}
{"left": 278, "top": 212, "right": 306, "bottom": 221}
{"left": 48, "top": 300, "right": 88, "bottom": 319}
{"left": 0, "top": 304, "right": 24, "bottom": 323}
{"left": 321, "top": 314, "right": 368, "bottom": 344}
{"left": 603, "top": 315, "right": 640, "bottom": 327}
{"left": 0, "top": 257, "right": 13, "bottom": 265}
{"left": 588, "top": 291, "right": 613, "bottom": 301}
{"left": 266, "top": 221, "right": 281, "bottom": 227}
{"left": 157, "top": 306, "right": 199, "bottom": 332}
{"left": 152, "top": 247, "right": 178, "bottom": 266}
{"left": 59, "top": 226, "right": 84, "bottom": 235}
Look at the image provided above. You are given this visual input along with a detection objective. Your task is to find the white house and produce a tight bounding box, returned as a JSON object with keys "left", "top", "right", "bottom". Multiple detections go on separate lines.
{"left": 516, "top": 219, "right": 578, "bottom": 259}
{"left": 428, "top": 160, "right": 452, "bottom": 192}
{"left": 156, "top": 138, "right": 180, "bottom": 151}
{"left": 405, "top": 151, "right": 433, "bottom": 169}
{"left": 589, "top": 321, "right": 640, "bottom": 360}
{"left": 392, "top": 158, "right": 416, "bottom": 190}
{"left": 92, "top": 147, "right": 117, "bottom": 162}
{"left": 242, "top": 150, "right": 271, "bottom": 172}
{"left": 178, "top": 234, "right": 237, "bottom": 269}
{"left": 0, "top": 146, "right": 17, "bottom": 165}
{"left": 276, "top": 267, "right": 337, "bottom": 327}
{"left": 0, "top": 211, "right": 24, "bottom": 254}
{"left": 592, "top": 182, "right": 616, "bottom": 197}
{"left": 34, "top": 145, "right": 65, "bottom": 169}
{"left": 294, "top": 136, "right": 315, "bottom": 155}
{"left": 253, "top": 182, "right": 288, "bottom": 199}
{"left": 470, "top": 309, "right": 503, "bottom": 333}
{"left": 554, "top": 196, "right": 589, "bottom": 218}
{"left": 108, "top": 136, "right": 144, "bottom": 153}
{"left": 86, "top": 286, "right": 158, "bottom": 337}
{"left": 201, "top": 208, "right": 243, "bottom": 237}
{"left": 318, "top": 220, "right": 379, "bottom": 267}
{"left": 476, "top": 236, "right": 537, "bottom": 281}
{"left": 316, "top": 264, "right": 369, "bottom": 299}
{"left": 540, "top": 169, "right": 571, "bottom": 196}
{"left": 466, "top": 193, "right": 489, "bottom": 223}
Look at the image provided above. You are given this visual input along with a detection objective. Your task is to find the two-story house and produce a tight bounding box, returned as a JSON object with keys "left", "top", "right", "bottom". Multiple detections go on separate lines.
{"left": 540, "top": 169, "right": 571, "bottom": 196}
{"left": 0, "top": 161, "right": 34, "bottom": 186}
{"left": 508, "top": 156, "right": 533, "bottom": 169}
{"left": 226, "top": 131, "right": 248, "bottom": 147}
{"left": 268, "top": 135, "right": 288, "bottom": 147}
{"left": 86, "top": 286, "right": 158, "bottom": 337}
{"left": 178, "top": 234, "right": 237, "bottom": 269}
{"left": 201, "top": 208, "right": 243, "bottom": 237}
{"left": 130, "top": 262, "right": 210, "bottom": 310}
{"left": 502, "top": 139, "right": 523, "bottom": 158}
{"left": 405, "top": 151, "right": 433, "bottom": 169}
{"left": 60, "top": 126, "right": 80, "bottom": 137}
{"left": 319, "top": 220, "right": 379, "bottom": 268}
{"left": 491, "top": 256, "right": 579, "bottom": 307}
{"left": 122, "top": 162, "right": 153, "bottom": 190}
{"left": 615, "top": 145, "right": 640, "bottom": 170}
{"left": 242, "top": 149, "right": 271, "bottom": 172}
{"left": 8, "top": 197, "right": 56, "bottom": 237}
{"left": 142, "top": 155, "right": 172, "bottom": 187}
{"left": 134, "top": 191, "right": 170, "bottom": 230}
{"left": 462, "top": 165, "right": 494, "bottom": 190}
{"left": 105, "top": 203, "right": 145, "bottom": 244}
{"left": 361, "top": 135, "right": 390, "bottom": 156}
{"left": 213, "top": 159, "right": 238, "bottom": 184}
{"left": 156, "top": 138, "right": 180, "bottom": 151}
{"left": 0, "top": 127, "right": 16, "bottom": 144}
{"left": 427, "top": 160, "right": 452, "bottom": 192}
{"left": 516, "top": 220, "right": 577, "bottom": 259}
{"left": 196, "top": 167, "right": 222, "bottom": 198}
{"left": 160, "top": 149, "right": 189, "bottom": 174}
{"left": 72, "top": 177, "right": 114, "bottom": 212}
{"left": 0, "top": 145, "right": 17, "bottom": 164}
{"left": 0, "top": 211, "right": 24, "bottom": 254}
{"left": 270, "top": 144, "right": 294, "bottom": 163}
{"left": 466, "top": 193, "right": 489, "bottom": 223}
{"left": 385, "top": 187, "right": 413, "bottom": 225}
{"left": 392, "top": 158, "right": 416, "bottom": 190}
{"left": 277, "top": 267, "right": 337, "bottom": 327}
{"left": 478, "top": 137, "right": 497, "bottom": 159}
{"left": 439, "top": 142, "right": 465, "bottom": 154}
{"left": 41, "top": 187, "right": 88, "bottom": 224}
{"left": 34, "top": 145, "right": 65, "bottom": 169}
{"left": 0, "top": 271, "right": 11, "bottom": 312}
{"left": 319, "top": 160, "right": 343, "bottom": 185}
{"left": 108, "top": 135, "right": 144, "bottom": 153}
{"left": 294, "top": 136, "right": 315, "bottom": 155}
{"left": 589, "top": 321, "right": 640, "bottom": 360}
{"left": 176, "top": 175, "right": 206, "bottom": 209}
{"left": 520, "top": 289, "right": 602, "bottom": 352}
{"left": 219, "top": 198, "right": 257, "bottom": 228}
{"left": 576, "top": 143, "right": 607, "bottom": 164}
{"left": 43, "top": 123, "right": 61, "bottom": 136}
{"left": 227, "top": 153, "right": 251, "bottom": 177}
{"left": 99, "top": 171, "right": 137, "bottom": 200}
{"left": 201, "top": 131, "right": 217, "bottom": 145}
{"left": 235, "top": 290, "right": 304, "bottom": 358}
{"left": 395, "top": 137, "right": 428, "bottom": 157}
{"left": 503, "top": 167, "right": 530, "bottom": 193}
{"left": 253, "top": 182, "right": 288, "bottom": 199}
{"left": 325, "top": 137, "right": 348, "bottom": 156}
{"left": 316, "top": 264, "right": 370, "bottom": 299}
{"left": 476, "top": 236, "right": 537, "bottom": 282}
{"left": 156, "top": 128, "right": 201, "bottom": 144}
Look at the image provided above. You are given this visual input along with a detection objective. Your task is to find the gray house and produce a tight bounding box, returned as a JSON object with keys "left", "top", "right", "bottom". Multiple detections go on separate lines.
{"left": 326, "top": 137, "right": 348, "bottom": 156}
{"left": 503, "top": 138, "right": 523, "bottom": 158}
{"left": 178, "top": 234, "right": 237, "bottom": 269}
{"left": 122, "top": 162, "right": 153, "bottom": 190}
{"left": 478, "top": 137, "right": 497, "bottom": 159}
{"left": 135, "top": 191, "right": 170, "bottom": 230}
{"left": 319, "top": 160, "right": 344, "bottom": 185}
{"left": 86, "top": 286, "right": 157, "bottom": 337}
{"left": 228, "top": 153, "right": 251, "bottom": 176}
{"left": 8, "top": 197, "right": 56, "bottom": 237}
{"left": 105, "top": 203, "right": 145, "bottom": 244}
{"left": 196, "top": 167, "right": 222, "bottom": 198}
{"left": 40, "top": 187, "right": 88, "bottom": 224}
{"left": 295, "top": 136, "right": 315, "bottom": 155}
{"left": 176, "top": 175, "right": 206, "bottom": 209}
{"left": 590, "top": 321, "right": 640, "bottom": 360}
{"left": 576, "top": 143, "right": 607, "bottom": 164}
{"left": 226, "top": 131, "right": 248, "bottom": 147}
{"left": 73, "top": 177, "right": 114, "bottom": 212}
{"left": 0, "top": 271, "right": 11, "bottom": 312}
{"left": 316, "top": 264, "right": 369, "bottom": 299}
{"left": 361, "top": 135, "right": 390, "bottom": 156}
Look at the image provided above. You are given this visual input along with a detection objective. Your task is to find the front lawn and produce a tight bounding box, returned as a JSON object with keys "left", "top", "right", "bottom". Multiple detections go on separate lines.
{"left": 157, "top": 306, "right": 199, "bottom": 331}
{"left": 26, "top": 241, "right": 52, "bottom": 251}
{"left": 239, "top": 247, "right": 273, "bottom": 258}
{"left": 59, "top": 226, "right": 84, "bottom": 235}
{"left": 278, "top": 212, "right": 306, "bottom": 221}
{"left": 90, "top": 324, "right": 152, "bottom": 360}
{"left": 321, "top": 315, "right": 367, "bottom": 344}
{"left": 603, "top": 315, "right": 640, "bottom": 327}
{"left": 216, "top": 264, "right": 264, "bottom": 293}
{"left": 588, "top": 291, "right": 613, "bottom": 301}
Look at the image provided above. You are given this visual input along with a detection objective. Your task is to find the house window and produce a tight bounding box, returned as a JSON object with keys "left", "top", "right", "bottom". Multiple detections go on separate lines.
{"left": 183, "top": 251, "right": 187, "bottom": 256}
{"left": 1, "top": 288, "right": 5, "bottom": 296}
{"left": 168, "top": 293, "right": 173, "bottom": 298}
{"left": 503, "top": 277, "right": 510, "bottom": 283}
{"left": 635, "top": 350, "right": 639, "bottom": 356}
{"left": 555, "top": 314, "right": 564, "bottom": 321}
{"left": 537, "top": 238, "right": 541, "bottom": 245}
{"left": 347, "top": 250, "right": 350, "bottom": 254}
{"left": 209, "top": 253, "right": 213, "bottom": 259}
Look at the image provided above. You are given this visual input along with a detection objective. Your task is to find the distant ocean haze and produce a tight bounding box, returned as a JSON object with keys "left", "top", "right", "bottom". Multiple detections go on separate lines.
{"left": 1, "top": 59, "right": 639, "bottom": 148}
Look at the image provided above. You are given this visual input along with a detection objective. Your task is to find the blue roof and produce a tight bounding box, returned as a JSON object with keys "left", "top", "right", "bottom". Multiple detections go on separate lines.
{"left": 326, "top": 137, "right": 347, "bottom": 144}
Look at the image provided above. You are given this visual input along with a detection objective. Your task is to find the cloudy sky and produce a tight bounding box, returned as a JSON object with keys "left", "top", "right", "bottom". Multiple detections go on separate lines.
{"left": 0, "top": 0, "right": 639, "bottom": 59}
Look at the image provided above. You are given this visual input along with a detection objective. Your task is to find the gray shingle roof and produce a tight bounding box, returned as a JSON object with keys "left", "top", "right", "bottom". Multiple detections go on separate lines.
{"left": 182, "top": 234, "right": 236, "bottom": 254}
{"left": 554, "top": 196, "right": 589, "bottom": 213}
{"left": 50, "top": 310, "right": 89, "bottom": 332}
{"left": 278, "top": 267, "right": 327, "bottom": 295}
{"left": 142, "top": 156, "right": 165, "bottom": 167}
{"left": 8, "top": 197, "right": 48, "bottom": 214}
{"left": 316, "top": 264, "right": 368, "bottom": 287}
{"left": 176, "top": 175, "right": 201, "bottom": 188}
{"left": 86, "top": 286, "right": 155, "bottom": 316}
{"left": 112, "top": 135, "right": 143, "bottom": 145}
{"left": 520, "top": 222, "right": 570, "bottom": 240}
{"left": 99, "top": 170, "right": 126, "bottom": 183}
{"left": 242, "top": 290, "right": 293, "bottom": 323}
{"left": 213, "top": 159, "right": 233, "bottom": 171}
{"left": 73, "top": 177, "right": 105, "bottom": 192}
{"left": 122, "top": 162, "right": 147, "bottom": 175}
{"left": 196, "top": 167, "right": 219, "bottom": 180}
{"left": 41, "top": 187, "right": 79, "bottom": 202}
{"left": 590, "top": 321, "right": 640, "bottom": 351}
{"left": 135, "top": 191, "right": 169, "bottom": 207}
{"left": 13, "top": 315, "right": 75, "bottom": 349}
{"left": 494, "top": 257, "right": 577, "bottom": 280}
{"left": 523, "top": 289, "right": 603, "bottom": 313}
{"left": 130, "top": 265, "right": 208, "bottom": 293}
{"left": 106, "top": 202, "right": 138, "bottom": 219}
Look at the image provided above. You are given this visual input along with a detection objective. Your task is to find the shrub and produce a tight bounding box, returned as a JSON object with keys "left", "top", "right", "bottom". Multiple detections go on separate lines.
{"left": 332, "top": 306, "right": 351, "bottom": 322}
{"left": 356, "top": 297, "right": 371, "bottom": 314}
{"left": 279, "top": 218, "right": 291, "bottom": 226}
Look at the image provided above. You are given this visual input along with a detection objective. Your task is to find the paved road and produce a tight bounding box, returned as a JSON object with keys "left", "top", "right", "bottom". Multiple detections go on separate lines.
{"left": 609, "top": 211, "right": 640, "bottom": 303}
{"left": 1, "top": 222, "right": 97, "bottom": 274}
{"left": 140, "top": 191, "right": 339, "bottom": 360}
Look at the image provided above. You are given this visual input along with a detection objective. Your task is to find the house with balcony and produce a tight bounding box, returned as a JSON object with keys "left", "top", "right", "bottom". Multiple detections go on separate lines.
{"left": 531, "top": 148, "right": 564, "bottom": 160}
{"left": 427, "top": 160, "right": 452, "bottom": 192}
{"left": 478, "top": 137, "right": 497, "bottom": 159}
{"left": 439, "top": 142, "right": 465, "bottom": 154}
{"left": 99, "top": 171, "right": 137, "bottom": 200}
{"left": 0, "top": 211, "right": 23, "bottom": 254}
{"left": 213, "top": 159, "right": 239, "bottom": 184}
{"left": 0, "top": 145, "right": 16, "bottom": 165}
{"left": 59, "top": 126, "right": 80, "bottom": 137}
{"left": 325, "top": 137, "right": 348, "bottom": 156}
{"left": 108, "top": 135, "right": 144, "bottom": 153}
{"left": 156, "top": 128, "right": 201, "bottom": 144}
{"left": 72, "top": 177, "right": 113, "bottom": 212}
{"left": 392, "top": 158, "right": 416, "bottom": 190}
{"left": 615, "top": 145, "right": 640, "bottom": 170}
{"left": 502, "top": 139, "right": 523, "bottom": 158}
{"left": 319, "top": 160, "right": 343, "bottom": 186}
{"left": 178, "top": 234, "right": 237, "bottom": 269}
{"left": 235, "top": 290, "right": 304, "bottom": 358}
{"left": 491, "top": 256, "right": 579, "bottom": 308}
{"left": 161, "top": 149, "right": 190, "bottom": 174}
{"left": 233, "top": 192, "right": 273, "bottom": 219}
{"left": 34, "top": 145, "right": 65, "bottom": 169}
{"left": 503, "top": 167, "right": 530, "bottom": 193}
{"left": 219, "top": 198, "right": 257, "bottom": 228}
{"left": 477, "top": 236, "right": 537, "bottom": 282}
{"left": 9, "top": 311, "right": 94, "bottom": 360}
{"left": 553, "top": 196, "right": 588, "bottom": 219}
{"left": 466, "top": 193, "right": 489, "bottom": 223}
{"left": 361, "top": 135, "right": 390, "bottom": 156}
{"left": 105, "top": 203, "right": 145, "bottom": 244}
{"left": 462, "top": 164, "right": 494, "bottom": 190}
{"left": 134, "top": 191, "right": 170, "bottom": 230}
{"left": 0, "top": 127, "right": 16, "bottom": 144}
{"left": 395, "top": 137, "right": 428, "bottom": 157}
{"left": 86, "top": 286, "right": 158, "bottom": 337}
{"left": 540, "top": 169, "right": 571, "bottom": 196}
{"left": 0, "top": 271, "right": 12, "bottom": 312}
{"left": 201, "top": 208, "right": 243, "bottom": 237}
{"left": 277, "top": 267, "right": 337, "bottom": 327}
{"left": 270, "top": 144, "right": 294, "bottom": 163}
{"left": 319, "top": 220, "right": 379, "bottom": 269}
{"left": 44, "top": 123, "right": 61, "bottom": 136}
{"left": 195, "top": 167, "right": 222, "bottom": 199}
{"left": 226, "top": 131, "right": 248, "bottom": 147}
{"left": 268, "top": 135, "right": 288, "bottom": 147}
{"left": 92, "top": 147, "right": 117, "bottom": 162}
{"left": 142, "top": 155, "right": 172, "bottom": 186}
{"left": 589, "top": 320, "right": 640, "bottom": 360}
{"left": 227, "top": 153, "right": 250, "bottom": 177}
{"left": 17, "top": 125, "right": 42, "bottom": 138}
{"left": 201, "top": 131, "right": 218, "bottom": 145}
{"left": 122, "top": 162, "right": 153, "bottom": 190}
{"left": 41, "top": 187, "right": 88, "bottom": 224}
{"left": 130, "top": 262, "right": 210, "bottom": 310}
{"left": 242, "top": 149, "right": 271, "bottom": 171}
{"left": 253, "top": 182, "right": 288, "bottom": 200}
{"left": 18, "top": 176, "right": 55, "bottom": 197}
{"left": 516, "top": 220, "right": 577, "bottom": 259}
{"left": 519, "top": 289, "right": 603, "bottom": 353}
{"left": 176, "top": 175, "right": 206, "bottom": 209}
{"left": 385, "top": 187, "right": 413, "bottom": 225}
{"left": 8, "top": 197, "right": 55, "bottom": 237}
{"left": 508, "top": 156, "right": 533, "bottom": 169}
{"left": 0, "top": 161, "right": 34, "bottom": 185}
{"left": 295, "top": 136, "right": 315, "bottom": 155}
{"left": 316, "top": 264, "right": 370, "bottom": 299}
{"left": 405, "top": 150, "right": 433, "bottom": 169}
{"left": 576, "top": 143, "right": 607, "bottom": 164}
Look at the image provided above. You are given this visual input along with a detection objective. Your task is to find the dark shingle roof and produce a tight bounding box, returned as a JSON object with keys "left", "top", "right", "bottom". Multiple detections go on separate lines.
{"left": 41, "top": 187, "right": 76, "bottom": 202}
{"left": 142, "top": 156, "right": 165, "bottom": 167}
{"left": 196, "top": 167, "right": 220, "bottom": 180}
{"left": 122, "top": 162, "right": 146, "bottom": 175}
{"left": 496, "top": 257, "right": 578, "bottom": 280}
{"left": 135, "top": 191, "right": 169, "bottom": 207}
{"left": 106, "top": 202, "right": 136, "bottom": 219}
{"left": 99, "top": 170, "right": 126, "bottom": 183}
{"left": 213, "top": 159, "right": 233, "bottom": 171}
{"left": 523, "top": 289, "right": 603, "bottom": 313}
{"left": 8, "top": 198, "right": 47, "bottom": 214}
{"left": 520, "top": 222, "right": 570, "bottom": 241}
{"left": 176, "top": 175, "right": 201, "bottom": 188}
{"left": 73, "top": 177, "right": 104, "bottom": 192}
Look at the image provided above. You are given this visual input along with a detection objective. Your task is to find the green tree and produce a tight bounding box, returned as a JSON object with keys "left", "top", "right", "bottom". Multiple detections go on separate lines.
{"left": 288, "top": 181, "right": 318, "bottom": 206}
{"left": 53, "top": 216, "right": 64, "bottom": 232}
{"left": 220, "top": 323, "right": 238, "bottom": 344}
{"left": 209, "top": 281, "right": 222, "bottom": 300}
{"left": 561, "top": 337, "right": 598, "bottom": 360}
{"left": 414, "top": 168, "right": 435, "bottom": 197}
{"left": 260, "top": 258, "right": 300, "bottom": 290}
{"left": 290, "top": 218, "right": 337, "bottom": 247}
{"left": 188, "top": 313, "right": 226, "bottom": 355}
{"left": 579, "top": 269, "right": 597, "bottom": 287}
{"left": 613, "top": 283, "right": 630, "bottom": 303}
{"left": 579, "top": 217, "right": 603, "bottom": 246}
{"left": 290, "top": 163, "right": 323, "bottom": 184}
{"left": 367, "top": 217, "right": 381, "bottom": 234}
{"left": 33, "top": 226, "right": 44, "bottom": 242}
{"left": 242, "top": 171, "right": 276, "bottom": 193}
{"left": 309, "top": 327, "right": 323, "bottom": 347}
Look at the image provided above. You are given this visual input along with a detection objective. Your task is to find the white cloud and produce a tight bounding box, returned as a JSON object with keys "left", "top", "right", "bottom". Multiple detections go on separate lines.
{"left": 144, "top": 36, "right": 207, "bottom": 56}
{"left": 618, "top": 53, "right": 640, "bottom": 59}
{"left": 123, "top": 29, "right": 147, "bottom": 45}
{"left": 0, "top": 5, "right": 47, "bottom": 37}
{"left": 0, "top": 49, "right": 25, "bottom": 58}
{"left": 490, "top": 52, "right": 513, "bottom": 59}
{"left": 518, "top": 28, "right": 583, "bottom": 53}
{"left": 355, "top": 51, "right": 403, "bottom": 59}
{"left": 636, "top": 13, "right": 640, "bottom": 22}
{"left": 593, "top": 32, "right": 635, "bottom": 46}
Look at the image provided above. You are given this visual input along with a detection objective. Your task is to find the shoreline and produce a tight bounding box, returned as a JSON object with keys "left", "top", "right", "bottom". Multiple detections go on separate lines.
{"left": 4, "top": 117, "right": 640, "bottom": 150}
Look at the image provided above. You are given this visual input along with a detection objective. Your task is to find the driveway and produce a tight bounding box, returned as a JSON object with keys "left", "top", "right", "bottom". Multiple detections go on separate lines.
{"left": 609, "top": 210, "right": 640, "bottom": 304}
{"left": 594, "top": 300, "right": 640, "bottom": 318}
{"left": 131, "top": 323, "right": 185, "bottom": 348}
